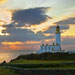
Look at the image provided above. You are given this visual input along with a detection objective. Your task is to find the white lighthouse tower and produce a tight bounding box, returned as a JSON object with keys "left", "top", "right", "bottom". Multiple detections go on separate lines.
{"left": 37, "top": 25, "right": 64, "bottom": 53}
{"left": 56, "top": 26, "right": 61, "bottom": 49}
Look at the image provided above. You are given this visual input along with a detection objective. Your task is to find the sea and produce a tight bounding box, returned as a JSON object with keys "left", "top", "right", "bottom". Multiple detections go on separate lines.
{"left": 0, "top": 50, "right": 37, "bottom": 63}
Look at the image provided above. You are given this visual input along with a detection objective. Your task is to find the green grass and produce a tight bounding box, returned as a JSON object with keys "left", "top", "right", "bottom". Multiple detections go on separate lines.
{"left": 10, "top": 59, "right": 75, "bottom": 64}
{"left": 8, "top": 59, "right": 75, "bottom": 69}
{"left": 0, "top": 67, "right": 17, "bottom": 75}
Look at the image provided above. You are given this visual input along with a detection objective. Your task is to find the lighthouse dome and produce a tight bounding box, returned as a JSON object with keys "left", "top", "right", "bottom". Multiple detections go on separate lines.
{"left": 56, "top": 26, "right": 60, "bottom": 28}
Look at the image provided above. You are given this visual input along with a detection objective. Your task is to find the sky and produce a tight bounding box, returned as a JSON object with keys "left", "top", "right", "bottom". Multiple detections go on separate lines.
{"left": 0, "top": 0, "right": 75, "bottom": 51}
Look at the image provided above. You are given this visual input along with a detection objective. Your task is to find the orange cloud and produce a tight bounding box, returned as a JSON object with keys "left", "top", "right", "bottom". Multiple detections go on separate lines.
{"left": 2, "top": 41, "right": 24, "bottom": 45}
{"left": 43, "top": 33, "right": 54, "bottom": 37}
{"left": 2, "top": 41, "right": 28, "bottom": 50}
{"left": 1, "top": 39, "right": 56, "bottom": 50}
{"left": 41, "top": 38, "right": 55, "bottom": 45}
{"left": 0, "top": 45, "right": 34, "bottom": 50}
{"left": 25, "top": 41, "right": 40, "bottom": 44}
{"left": 2, "top": 41, "right": 41, "bottom": 45}
{"left": 1, "top": 41, "right": 41, "bottom": 50}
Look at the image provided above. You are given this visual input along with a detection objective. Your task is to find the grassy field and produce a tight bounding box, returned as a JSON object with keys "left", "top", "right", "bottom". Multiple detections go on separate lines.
{"left": 0, "top": 66, "right": 75, "bottom": 75}
{"left": 0, "top": 60, "right": 75, "bottom": 75}
{"left": 1, "top": 52, "right": 75, "bottom": 69}
{"left": 1, "top": 53, "right": 75, "bottom": 75}
{"left": 7, "top": 53, "right": 75, "bottom": 69}
{"left": 0, "top": 67, "right": 17, "bottom": 75}
{"left": 10, "top": 59, "right": 75, "bottom": 64}
{"left": 8, "top": 59, "right": 75, "bottom": 69}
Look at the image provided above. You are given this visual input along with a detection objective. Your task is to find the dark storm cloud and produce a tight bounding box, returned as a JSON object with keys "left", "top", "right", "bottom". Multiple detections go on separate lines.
{"left": 55, "top": 17, "right": 75, "bottom": 25}
{"left": 12, "top": 7, "right": 52, "bottom": 27}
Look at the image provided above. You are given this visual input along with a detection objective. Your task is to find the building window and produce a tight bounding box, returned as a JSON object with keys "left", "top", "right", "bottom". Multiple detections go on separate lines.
{"left": 52, "top": 48, "right": 54, "bottom": 51}
{"left": 53, "top": 42, "right": 55, "bottom": 46}
{"left": 42, "top": 44, "right": 44, "bottom": 46}
{"left": 41, "top": 46, "right": 43, "bottom": 50}
{"left": 56, "top": 43, "right": 58, "bottom": 46}
{"left": 49, "top": 46, "right": 50, "bottom": 50}
{"left": 46, "top": 44, "right": 48, "bottom": 46}
{"left": 45, "top": 46, "right": 47, "bottom": 50}
{"left": 60, "top": 47, "right": 61, "bottom": 51}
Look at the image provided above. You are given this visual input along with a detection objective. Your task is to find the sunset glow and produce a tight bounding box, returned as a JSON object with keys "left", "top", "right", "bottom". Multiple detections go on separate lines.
{"left": 0, "top": 0, "right": 8, "bottom": 5}
{"left": 61, "top": 25, "right": 75, "bottom": 38}
{"left": 0, "top": 0, "right": 75, "bottom": 51}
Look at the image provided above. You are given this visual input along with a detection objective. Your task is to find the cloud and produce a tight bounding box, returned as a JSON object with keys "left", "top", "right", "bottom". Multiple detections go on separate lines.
{"left": 62, "top": 44, "right": 75, "bottom": 51}
{"left": 0, "top": 6, "right": 74, "bottom": 50}
{"left": 0, "top": 7, "right": 53, "bottom": 42}
{"left": 51, "top": 17, "right": 75, "bottom": 38}
{"left": 44, "top": 25, "right": 69, "bottom": 34}
{"left": 62, "top": 38, "right": 75, "bottom": 45}
{"left": 55, "top": 17, "right": 75, "bottom": 25}
{"left": 0, "top": 23, "right": 53, "bottom": 42}
{"left": 12, "top": 7, "right": 51, "bottom": 27}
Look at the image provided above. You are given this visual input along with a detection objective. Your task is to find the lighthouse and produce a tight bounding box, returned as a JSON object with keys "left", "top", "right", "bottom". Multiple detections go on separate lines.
{"left": 37, "top": 25, "right": 63, "bottom": 53}
{"left": 56, "top": 26, "right": 61, "bottom": 48}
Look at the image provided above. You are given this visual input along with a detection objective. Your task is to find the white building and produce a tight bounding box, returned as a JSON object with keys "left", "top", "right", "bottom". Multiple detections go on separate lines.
{"left": 37, "top": 26, "right": 64, "bottom": 53}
